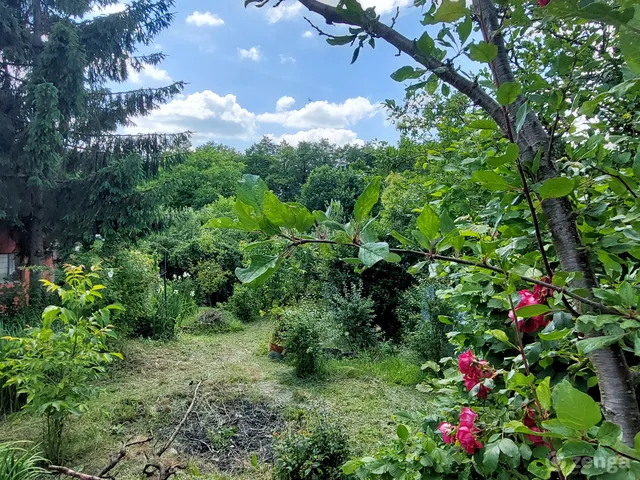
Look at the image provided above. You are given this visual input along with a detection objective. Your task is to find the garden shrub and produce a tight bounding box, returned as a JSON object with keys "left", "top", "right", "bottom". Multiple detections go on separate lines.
{"left": 224, "top": 283, "right": 263, "bottom": 323}
{"left": 327, "top": 283, "right": 379, "bottom": 350}
{"left": 397, "top": 280, "right": 455, "bottom": 361}
{"left": 273, "top": 413, "right": 350, "bottom": 480}
{"left": 0, "top": 265, "right": 122, "bottom": 463}
{"left": 281, "top": 305, "right": 326, "bottom": 378}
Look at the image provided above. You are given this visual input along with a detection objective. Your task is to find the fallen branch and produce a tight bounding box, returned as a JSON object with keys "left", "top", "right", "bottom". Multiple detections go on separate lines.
{"left": 48, "top": 466, "right": 108, "bottom": 480}
{"left": 156, "top": 380, "right": 202, "bottom": 457}
{"left": 97, "top": 437, "right": 153, "bottom": 478}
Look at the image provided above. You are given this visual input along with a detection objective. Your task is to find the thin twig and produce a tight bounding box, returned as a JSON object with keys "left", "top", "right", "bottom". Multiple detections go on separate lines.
{"left": 507, "top": 293, "right": 531, "bottom": 376}
{"left": 48, "top": 466, "right": 107, "bottom": 480}
{"left": 592, "top": 166, "right": 638, "bottom": 199}
{"left": 156, "top": 381, "right": 202, "bottom": 457}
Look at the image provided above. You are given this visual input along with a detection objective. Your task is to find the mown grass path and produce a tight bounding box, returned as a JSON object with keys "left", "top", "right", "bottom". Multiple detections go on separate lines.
{"left": 0, "top": 320, "right": 429, "bottom": 479}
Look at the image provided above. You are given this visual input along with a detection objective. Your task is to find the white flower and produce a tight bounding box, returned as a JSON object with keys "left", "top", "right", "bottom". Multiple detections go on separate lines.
{"left": 74, "top": 245, "right": 81, "bottom": 252}
{"left": 183, "top": 272, "right": 190, "bottom": 278}
{"left": 107, "top": 270, "right": 114, "bottom": 279}
{"left": 173, "top": 290, "right": 179, "bottom": 295}
{"left": 190, "top": 291, "right": 195, "bottom": 297}
{"left": 172, "top": 274, "right": 177, "bottom": 280}
{"left": 95, "top": 234, "right": 104, "bottom": 241}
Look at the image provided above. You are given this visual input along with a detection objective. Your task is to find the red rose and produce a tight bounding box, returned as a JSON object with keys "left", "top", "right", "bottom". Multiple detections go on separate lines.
{"left": 509, "top": 289, "right": 550, "bottom": 333}
{"left": 437, "top": 422, "right": 457, "bottom": 444}
{"left": 458, "top": 350, "right": 475, "bottom": 375}
{"left": 457, "top": 426, "right": 483, "bottom": 454}
{"left": 537, "top": 0, "right": 551, "bottom": 6}
{"left": 459, "top": 407, "right": 478, "bottom": 428}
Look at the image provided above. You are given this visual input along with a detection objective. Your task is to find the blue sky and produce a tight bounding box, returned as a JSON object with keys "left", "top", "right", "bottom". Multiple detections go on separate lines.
{"left": 98, "top": 0, "right": 436, "bottom": 150}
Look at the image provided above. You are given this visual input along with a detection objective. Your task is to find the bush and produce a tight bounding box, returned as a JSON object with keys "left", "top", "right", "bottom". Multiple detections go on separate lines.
{"left": 191, "top": 308, "right": 243, "bottom": 333}
{"left": 327, "top": 283, "right": 378, "bottom": 350}
{"left": 224, "top": 283, "right": 263, "bottom": 323}
{"left": 281, "top": 305, "right": 325, "bottom": 378}
{"left": 274, "top": 413, "right": 350, "bottom": 480}
{"left": 0, "top": 442, "right": 47, "bottom": 480}
{"left": 397, "top": 280, "right": 455, "bottom": 362}
{"left": 0, "top": 265, "right": 122, "bottom": 463}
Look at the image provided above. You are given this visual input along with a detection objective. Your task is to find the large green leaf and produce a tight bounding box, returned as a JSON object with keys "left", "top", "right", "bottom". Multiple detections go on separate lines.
{"left": 417, "top": 32, "right": 435, "bottom": 56}
{"left": 538, "top": 177, "right": 576, "bottom": 199}
{"left": 237, "top": 174, "right": 268, "bottom": 213}
{"left": 487, "top": 143, "right": 519, "bottom": 168}
{"left": 552, "top": 380, "right": 602, "bottom": 431}
{"left": 354, "top": 176, "right": 382, "bottom": 222}
{"left": 576, "top": 334, "right": 625, "bottom": 355}
{"left": 471, "top": 171, "right": 511, "bottom": 191}
{"left": 235, "top": 255, "right": 280, "bottom": 286}
{"left": 417, "top": 204, "right": 440, "bottom": 241}
{"left": 289, "top": 203, "right": 316, "bottom": 233}
{"left": 468, "top": 41, "right": 498, "bottom": 63}
{"left": 233, "top": 200, "right": 260, "bottom": 230}
{"left": 391, "top": 66, "right": 425, "bottom": 82}
{"left": 433, "top": 0, "right": 468, "bottom": 23}
{"left": 497, "top": 82, "right": 522, "bottom": 106}
{"left": 358, "top": 242, "right": 390, "bottom": 267}
{"left": 263, "top": 191, "right": 296, "bottom": 228}
{"left": 204, "top": 217, "right": 255, "bottom": 231}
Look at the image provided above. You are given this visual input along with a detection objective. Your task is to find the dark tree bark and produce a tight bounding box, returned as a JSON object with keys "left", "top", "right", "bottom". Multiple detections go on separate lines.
{"left": 294, "top": 0, "right": 640, "bottom": 445}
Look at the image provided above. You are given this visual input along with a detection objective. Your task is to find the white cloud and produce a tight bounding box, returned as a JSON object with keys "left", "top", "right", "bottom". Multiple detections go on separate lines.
{"left": 257, "top": 97, "right": 380, "bottom": 129}
{"left": 90, "top": 2, "right": 126, "bottom": 16}
{"left": 186, "top": 11, "right": 224, "bottom": 27}
{"left": 124, "top": 91, "right": 256, "bottom": 143}
{"left": 266, "top": 1, "right": 303, "bottom": 23}
{"left": 279, "top": 54, "right": 296, "bottom": 64}
{"left": 129, "top": 64, "right": 172, "bottom": 83}
{"left": 276, "top": 96, "right": 296, "bottom": 112}
{"left": 270, "top": 128, "right": 364, "bottom": 147}
{"left": 238, "top": 46, "right": 263, "bottom": 61}
{"left": 302, "top": 30, "right": 314, "bottom": 38}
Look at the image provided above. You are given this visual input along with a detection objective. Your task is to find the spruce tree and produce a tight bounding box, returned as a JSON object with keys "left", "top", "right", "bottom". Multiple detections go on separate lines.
{"left": 0, "top": 0, "right": 188, "bottom": 269}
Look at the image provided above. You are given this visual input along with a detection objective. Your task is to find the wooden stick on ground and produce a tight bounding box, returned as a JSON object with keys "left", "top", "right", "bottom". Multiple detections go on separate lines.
{"left": 156, "top": 380, "right": 202, "bottom": 457}
{"left": 48, "top": 466, "right": 108, "bottom": 480}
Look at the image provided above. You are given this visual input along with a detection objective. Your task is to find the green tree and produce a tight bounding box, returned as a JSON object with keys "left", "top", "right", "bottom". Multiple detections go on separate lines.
{"left": 156, "top": 143, "right": 245, "bottom": 209}
{"left": 0, "top": 0, "right": 187, "bottom": 268}
{"left": 300, "top": 165, "right": 365, "bottom": 213}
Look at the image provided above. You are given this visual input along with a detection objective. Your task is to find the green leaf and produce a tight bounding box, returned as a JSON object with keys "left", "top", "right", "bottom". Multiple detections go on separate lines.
{"left": 237, "top": 174, "right": 267, "bottom": 213}
{"left": 288, "top": 203, "right": 316, "bottom": 232}
{"left": 597, "top": 421, "right": 622, "bottom": 447}
{"left": 417, "top": 204, "right": 440, "bottom": 241}
{"left": 487, "top": 143, "right": 519, "bottom": 168}
{"left": 483, "top": 442, "right": 500, "bottom": 472}
{"left": 634, "top": 432, "right": 640, "bottom": 451}
{"left": 515, "top": 101, "right": 528, "bottom": 133}
{"left": 620, "top": 29, "right": 640, "bottom": 75}
{"left": 417, "top": 32, "right": 435, "bottom": 55}
{"left": 497, "top": 82, "right": 522, "bottom": 106}
{"left": 342, "top": 460, "right": 360, "bottom": 475}
{"left": 471, "top": 170, "right": 511, "bottom": 191}
{"left": 457, "top": 15, "right": 472, "bottom": 44}
{"left": 263, "top": 191, "right": 296, "bottom": 228}
{"left": 528, "top": 459, "right": 554, "bottom": 479}
{"left": 576, "top": 335, "right": 625, "bottom": 355}
{"left": 557, "top": 440, "right": 596, "bottom": 460}
{"left": 515, "top": 304, "right": 550, "bottom": 318}
{"left": 391, "top": 66, "right": 425, "bottom": 82}
{"left": 486, "top": 329, "right": 514, "bottom": 346}
{"left": 468, "top": 41, "right": 498, "bottom": 63}
{"left": 233, "top": 200, "right": 261, "bottom": 230}
{"left": 536, "top": 377, "right": 552, "bottom": 411}
{"left": 354, "top": 176, "right": 382, "bottom": 222}
{"left": 552, "top": 380, "right": 602, "bottom": 431}
{"left": 499, "top": 438, "right": 519, "bottom": 458}
{"left": 468, "top": 119, "right": 498, "bottom": 130}
{"left": 408, "top": 261, "right": 427, "bottom": 274}
{"left": 538, "top": 177, "right": 576, "bottom": 199}
{"left": 358, "top": 242, "right": 390, "bottom": 267}
{"left": 327, "top": 35, "right": 356, "bottom": 46}
{"left": 433, "top": 0, "right": 469, "bottom": 23}
{"left": 235, "top": 255, "right": 280, "bottom": 286}
{"left": 397, "top": 424, "right": 409, "bottom": 440}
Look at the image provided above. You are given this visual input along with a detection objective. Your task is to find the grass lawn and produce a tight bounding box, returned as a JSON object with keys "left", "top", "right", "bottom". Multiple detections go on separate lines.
{"left": 0, "top": 319, "right": 430, "bottom": 479}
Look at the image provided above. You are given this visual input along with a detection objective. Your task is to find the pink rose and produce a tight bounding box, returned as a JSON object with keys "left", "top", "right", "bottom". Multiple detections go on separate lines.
{"left": 459, "top": 407, "right": 478, "bottom": 428}
{"left": 456, "top": 426, "right": 483, "bottom": 455}
{"left": 437, "top": 422, "right": 457, "bottom": 444}
{"left": 458, "top": 350, "right": 475, "bottom": 376}
{"left": 509, "top": 289, "right": 549, "bottom": 334}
